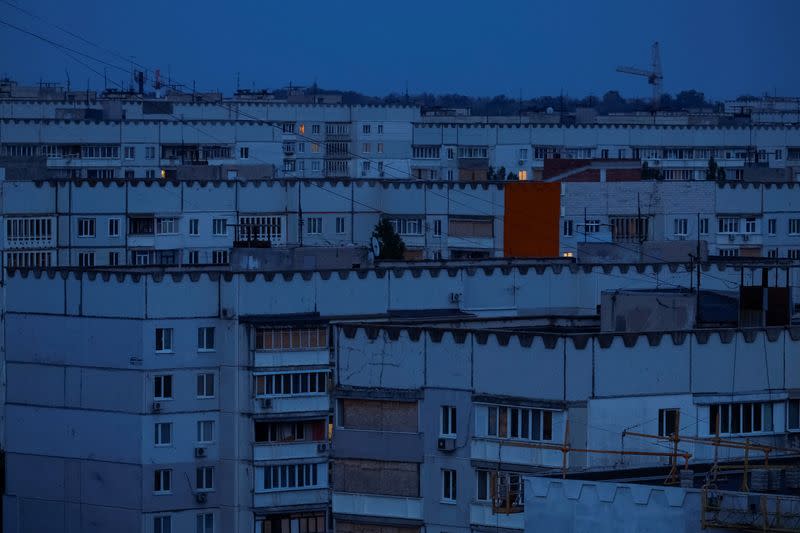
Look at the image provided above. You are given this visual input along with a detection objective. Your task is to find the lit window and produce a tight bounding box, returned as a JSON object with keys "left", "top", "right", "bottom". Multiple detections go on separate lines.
{"left": 518, "top": 170, "right": 527, "bottom": 181}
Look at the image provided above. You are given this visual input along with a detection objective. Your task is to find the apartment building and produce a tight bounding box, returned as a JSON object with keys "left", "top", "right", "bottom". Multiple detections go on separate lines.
{"left": 2, "top": 84, "right": 800, "bottom": 184}
{"left": 11, "top": 176, "right": 800, "bottom": 267}
{"left": 329, "top": 316, "right": 800, "bottom": 533}
{"left": 2, "top": 260, "right": 766, "bottom": 533}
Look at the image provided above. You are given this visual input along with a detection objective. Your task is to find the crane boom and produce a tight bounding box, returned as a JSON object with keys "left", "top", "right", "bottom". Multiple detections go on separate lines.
{"left": 616, "top": 41, "right": 663, "bottom": 111}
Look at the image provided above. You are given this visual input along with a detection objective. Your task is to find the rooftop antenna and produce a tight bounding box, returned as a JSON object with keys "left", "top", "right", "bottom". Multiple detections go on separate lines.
{"left": 404, "top": 80, "right": 409, "bottom": 105}
{"left": 64, "top": 69, "right": 70, "bottom": 92}
{"left": 236, "top": 72, "right": 240, "bottom": 91}
{"left": 617, "top": 41, "right": 663, "bottom": 112}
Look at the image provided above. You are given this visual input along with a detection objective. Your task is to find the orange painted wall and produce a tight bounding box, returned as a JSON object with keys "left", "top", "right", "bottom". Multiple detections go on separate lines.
{"left": 503, "top": 182, "right": 561, "bottom": 257}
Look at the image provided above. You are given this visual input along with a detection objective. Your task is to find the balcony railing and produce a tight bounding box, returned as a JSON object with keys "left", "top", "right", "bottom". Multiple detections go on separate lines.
{"left": 332, "top": 492, "right": 423, "bottom": 521}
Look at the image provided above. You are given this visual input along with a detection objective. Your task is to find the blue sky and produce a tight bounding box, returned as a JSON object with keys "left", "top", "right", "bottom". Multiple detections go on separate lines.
{"left": 0, "top": 0, "right": 796, "bottom": 99}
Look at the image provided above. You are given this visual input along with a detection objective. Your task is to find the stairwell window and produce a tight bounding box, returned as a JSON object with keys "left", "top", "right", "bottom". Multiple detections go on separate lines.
{"left": 335, "top": 216, "right": 346, "bottom": 234}
{"left": 196, "top": 467, "right": 214, "bottom": 491}
{"left": 156, "top": 328, "right": 173, "bottom": 353}
{"left": 442, "top": 469, "right": 457, "bottom": 503}
{"left": 441, "top": 406, "right": 457, "bottom": 437}
{"left": 699, "top": 218, "right": 709, "bottom": 235}
{"left": 198, "top": 327, "right": 215, "bottom": 351}
{"left": 154, "top": 469, "right": 172, "bottom": 494}
{"left": 154, "top": 422, "right": 172, "bottom": 446}
{"left": 433, "top": 219, "right": 442, "bottom": 237}
{"left": 154, "top": 375, "right": 173, "bottom": 400}
{"left": 563, "top": 219, "right": 573, "bottom": 236}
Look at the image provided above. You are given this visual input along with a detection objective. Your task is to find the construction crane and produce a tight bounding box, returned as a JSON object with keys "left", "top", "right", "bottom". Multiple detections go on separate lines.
{"left": 617, "top": 41, "right": 663, "bottom": 111}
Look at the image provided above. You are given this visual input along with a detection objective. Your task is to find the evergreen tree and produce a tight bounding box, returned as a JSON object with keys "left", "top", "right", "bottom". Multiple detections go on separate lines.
{"left": 372, "top": 219, "right": 406, "bottom": 260}
{"left": 706, "top": 157, "right": 719, "bottom": 180}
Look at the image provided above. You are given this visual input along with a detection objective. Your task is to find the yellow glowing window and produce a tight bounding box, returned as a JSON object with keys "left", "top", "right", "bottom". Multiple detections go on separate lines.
{"left": 299, "top": 124, "right": 305, "bottom": 135}
{"left": 562, "top": 252, "right": 574, "bottom": 258}
{"left": 160, "top": 169, "right": 166, "bottom": 179}
{"left": 519, "top": 170, "right": 528, "bottom": 181}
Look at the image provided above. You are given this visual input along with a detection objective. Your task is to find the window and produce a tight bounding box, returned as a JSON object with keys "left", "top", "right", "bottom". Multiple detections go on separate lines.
{"left": 255, "top": 420, "right": 325, "bottom": 443}
{"left": 446, "top": 147, "right": 455, "bottom": 160}
{"left": 154, "top": 469, "right": 171, "bottom": 494}
{"left": 477, "top": 470, "right": 491, "bottom": 501}
{"left": 108, "top": 252, "right": 119, "bottom": 266}
{"left": 361, "top": 161, "right": 370, "bottom": 175}
{"left": 197, "top": 420, "right": 214, "bottom": 443}
{"left": 583, "top": 219, "right": 600, "bottom": 234}
{"left": 389, "top": 218, "right": 423, "bottom": 236}
{"left": 362, "top": 143, "right": 371, "bottom": 154}
{"left": 254, "top": 327, "right": 328, "bottom": 351}
{"left": 673, "top": 218, "right": 688, "bottom": 236}
{"left": 124, "top": 146, "right": 135, "bottom": 160}
{"left": 298, "top": 142, "right": 305, "bottom": 153}
{"left": 212, "top": 250, "right": 228, "bottom": 264}
{"left": 744, "top": 217, "right": 757, "bottom": 234}
{"left": 441, "top": 406, "right": 457, "bottom": 436}
{"left": 519, "top": 148, "right": 528, "bottom": 160}
{"left": 254, "top": 371, "right": 328, "bottom": 397}
{"left": 377, "top": 143, "right": 384, "bottom": 154}
{"left": 311, "top": 143, "right": 320, "bottom": 153}
{"left": 6, "top": 216, "right": 54, "bottom": 243}
{"left": 377, "top": 124, "right": 384, "bottom": 134}
{"left": 312, "top": 124, "right": 320, "bottom": 134}
{"left": 789, "top": 399, "right": 800, "bottom": 431}
{"left": 790, "top": 219, "right": 800, "bottom": 235}
{"left": 457, "top": 146, "right": 488, "bottom": 158}
{"left": 156, "top": 217, "right": 178, "bottom": 235}
{"left": 442, "top": 469, "right": 457, "bottom": 502}
{"left": 412, "top": 146, "right": 440, "bottom": 159}
{"left": 768, "top": 249, "right": 779, "bottom": 259}
{"left": 282, "top": 123, "right": 296, "bottom": 133}
{"left": 484, "top": 405, "right": 554, "bottom": 441}
{"left": 718, "top": 217, "right": 740, "bottom": 234}
{"left": 196, "top": 513, "right": 214, "bottom": 533}
{"left": 362, "top": 124, "right": 371, "bottom": 134}
{"left": 154, "top": 375, "right": 173, "bottom": 400}
{"left": 240, "top": 147, "right": 249, "bottom": 159}
{"left": 518, "top": 170, "right": 528, "bottom": 181}
{"left": 433, "top": 219, "right": 442, "bottom": 237}
{"left": 145, "top": 146, "right": 156, "bottom": 159}
{"left": 189, "top": 218, "right": 199, "bottom": 236}
{"left": 610, "top": 216, "right": 648, "bottom": 242}
{"left": 658, "top": 409, "right": 679, "bottom": 437}
{"left": 154, "top": 516, "right": 171, "bottom": 533}
{"left": 124, "top": 170, "right": 134, "bottom": 179}
{"left": 311, "top": 161, "right": 321, "bottom": 171}
{"left": 238, "top": 216, "right": 284, "bottom": 244}
{"left": 335, "top": 216, "right": 346, "bottom": 234}
{"left": 699, "top": 218, "right": 709, "bottom": 234}
{"left": 156, "top": 328, "right": 173, "bottom": 353}
{"left": 208, "top": 218, "right": 226, "bottom": 236}
{"left": 108, "top": 218, "right": 120, "bottom": 237}
{"left": 788, "top": 249, "right": 800, "bottom": 260}
{"left": 196, "top": 467, "right": 214, "bottom": 491}
{"left": 477, "top": 470, "right": 523, "bottom": 506}
{"left": 146, "top": 169, "right": 156, "bottom": 179}
{"left": 307, "top": 217, "right": 323, "bottom": 235}
{"left": 78, "top": 252, "right": 95, "bottom": 267}
{"left": 197, "top": 373, "right": 215, "bottom": 398}
{"left": 262, "top": 463, "right": 321, "bottom": 491}
{"left": 719, "top": 248, "right": 740, "bottom": 257}
{"left": 708, "top": 402, "right": 773, "bottom": 435}
{"left": 155, "top": 423, "right": 172, "bottom": 446}
{"left": 563, "top": 219, "right": 573, "bottom": 237}
{"left": 78, "top": 218, "right": 96, "bottom": 237}
{"left": 768, "top": 218, "right": 777, "bottom": 235}
{"left": 188, "top": 250, "right": 200, "bottom": 265}
{"left": 198, "top": 327, "right": 215, "bottom": 351}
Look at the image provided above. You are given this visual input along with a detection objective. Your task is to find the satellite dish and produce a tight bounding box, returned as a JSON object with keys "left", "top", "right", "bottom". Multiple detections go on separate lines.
{"left": 371, "top": 237, "right": 381, "bottom": 258}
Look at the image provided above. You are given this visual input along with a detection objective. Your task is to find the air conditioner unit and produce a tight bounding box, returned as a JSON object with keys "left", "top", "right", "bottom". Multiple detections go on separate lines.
{"left": 437, "top": 437, "right": 456, "bottom": 452}
{"left": 195, "top": 447, "right": 206, "bottom": 458}
{"left": 152, "top": 402, "right": 162, "bottom": 413}
{"left": 317, "top": 443, "right": 328, "bottom": 453}
{"left": 728, "top": 234, "right": 736, "bottom": 241}
{"left": 260, "top": 398, "right": 272, "bottom": 410}
{"left": 195, "top": 492, "right": 208, "bottom": 504}
{"left": 449, "top": 292, "right": 461, "bottom": 303}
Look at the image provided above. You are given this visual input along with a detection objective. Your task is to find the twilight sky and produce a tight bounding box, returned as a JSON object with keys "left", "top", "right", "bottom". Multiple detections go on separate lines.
{"left": 0, "top": 0, "right": 797, "bottom": 100}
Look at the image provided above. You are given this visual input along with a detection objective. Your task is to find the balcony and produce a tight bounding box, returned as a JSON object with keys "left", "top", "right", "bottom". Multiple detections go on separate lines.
{"left": 254, "top": 395, "right": 330, "bottom": 415}
{"left": 471, "top": 438, "right": 565, "bottom": 468}
{"left": 254, "top": 488, "right": 328, "bottom": 510}
{"left": 332, "top": 492, "right": 423, "bottom": 521}
{"left": 5, "top": 238, "right": 54, "bottom": 250}
{"left": 333, "top": 429, "right": 422, "bottom": 462}
{"left": 254, "top": 441, "right": 328, "bottom": 462}
{"left": 470, "top": 503, "right": 524, "bottom": 530}
{"left": 255, "top": 349, "right": 329, "bottom": 368}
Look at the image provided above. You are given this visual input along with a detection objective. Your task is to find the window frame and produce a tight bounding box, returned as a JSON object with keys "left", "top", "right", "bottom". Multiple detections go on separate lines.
{"left": 197, "top": 327, "right": 216, "bottom": 352}
{"left": 77, "top": 217, "right": 96, "bottom": 238}
{"left": 154, "top": 468, "right": 172, "bottom": 494}
{"left": 196, "top": 466, "right": 215, "bottom": 492}
{"left": 212, "top": 218, "right": 227, "bottom": 236}
{"left": 197, "top": 420, "right": 215, "bottom": 444}
{"left": 440, "top": 405, "right": 457, "bottom": 437}
{"left": 197, "top": 373, "right": 215, "bottom": 399}
{"left": 155, "top": 328, "right": 174, "bottom": 353}
{"left": 154, "top": 422, "right": 173, "bottom": 446}
{"left": 108, "top": 218, "right": 120, "bottom": 237}
{"left": 442, "top": 468, "right": 457, "bottom": 503}
{"left": 154, "top": 374, "right": 173, "bottom": 401}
